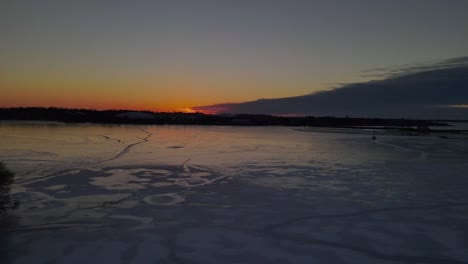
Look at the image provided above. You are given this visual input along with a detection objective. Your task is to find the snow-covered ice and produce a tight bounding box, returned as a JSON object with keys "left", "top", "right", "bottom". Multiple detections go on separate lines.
{"left": 1, "top": 122, "right": 468, "bottom": 263}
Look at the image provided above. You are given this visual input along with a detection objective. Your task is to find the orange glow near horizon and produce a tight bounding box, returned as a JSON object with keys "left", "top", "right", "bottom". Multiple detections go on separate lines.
{"left": 0, "top": 83, "right": 226, "bottom": 113}
{"left": 0, "top": 98, "right": 206, "bottom": 113}
{"left": 0, "top": 74, "right": 321, "bottom": 114}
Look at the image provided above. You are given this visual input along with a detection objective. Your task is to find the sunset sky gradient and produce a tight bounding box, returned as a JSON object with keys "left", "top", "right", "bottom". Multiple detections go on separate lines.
{"left": 1, "top": 0, "right": 468, "bottom": 113}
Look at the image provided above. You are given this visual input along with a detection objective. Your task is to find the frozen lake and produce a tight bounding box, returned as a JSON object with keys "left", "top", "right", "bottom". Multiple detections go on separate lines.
{"left": 1, "top": 122, "right": 468, "bottom": 263}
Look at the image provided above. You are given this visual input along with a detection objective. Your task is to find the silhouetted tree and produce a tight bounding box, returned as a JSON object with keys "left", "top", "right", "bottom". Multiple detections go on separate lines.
{"left": 0, "top": 162, "right": 15, "bottom": 213}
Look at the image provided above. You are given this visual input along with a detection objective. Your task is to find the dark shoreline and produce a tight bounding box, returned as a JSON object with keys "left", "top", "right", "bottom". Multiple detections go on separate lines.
{"left": 1, "top": 107, "right": 466, "bottom": 133}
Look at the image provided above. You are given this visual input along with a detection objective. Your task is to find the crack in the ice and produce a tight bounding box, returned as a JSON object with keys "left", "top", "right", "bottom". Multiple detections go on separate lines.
{"left": 96, "top": 129, "right": 152, "bottom": 164}
{"left": 97, "top": 135, "right": 123, "bottom": 143}
{"left": 180, "top": 158, "right": 191, "bottom": 172}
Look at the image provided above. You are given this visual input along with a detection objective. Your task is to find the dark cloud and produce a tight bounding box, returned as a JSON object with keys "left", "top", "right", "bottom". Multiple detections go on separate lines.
{"left": 193, "top": 57, "right": 468, "bottom": 119}
{"left": 362, "top": 56, "right": 468, "bottom": 79}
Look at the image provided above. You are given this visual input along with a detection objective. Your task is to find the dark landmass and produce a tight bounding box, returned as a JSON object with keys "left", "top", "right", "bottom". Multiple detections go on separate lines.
{"left": 0, "top": 107, "right": 455, "bottom": 129}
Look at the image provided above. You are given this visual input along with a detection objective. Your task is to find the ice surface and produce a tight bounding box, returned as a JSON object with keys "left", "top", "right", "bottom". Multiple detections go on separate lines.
{"left": 1, "top": 122, "right": 468, "bottom": 263}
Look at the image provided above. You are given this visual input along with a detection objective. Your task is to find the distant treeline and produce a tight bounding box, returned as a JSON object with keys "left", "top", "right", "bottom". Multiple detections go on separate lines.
{"left": 0, "top": 107, "right": 447, "bottom": 127}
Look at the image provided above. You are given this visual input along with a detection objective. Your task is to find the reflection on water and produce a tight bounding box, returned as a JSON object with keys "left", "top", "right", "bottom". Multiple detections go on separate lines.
{"left": 1, "top": 123, "right": 468, "bottom": 263}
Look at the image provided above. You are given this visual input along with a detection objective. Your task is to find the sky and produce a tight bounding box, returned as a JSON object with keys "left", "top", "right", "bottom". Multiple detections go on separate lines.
{"left": 193, "top": 57, "right": 468, "bottom": 119}
{"left": 1, "top": 0, "right": 468, "bottom": 115}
